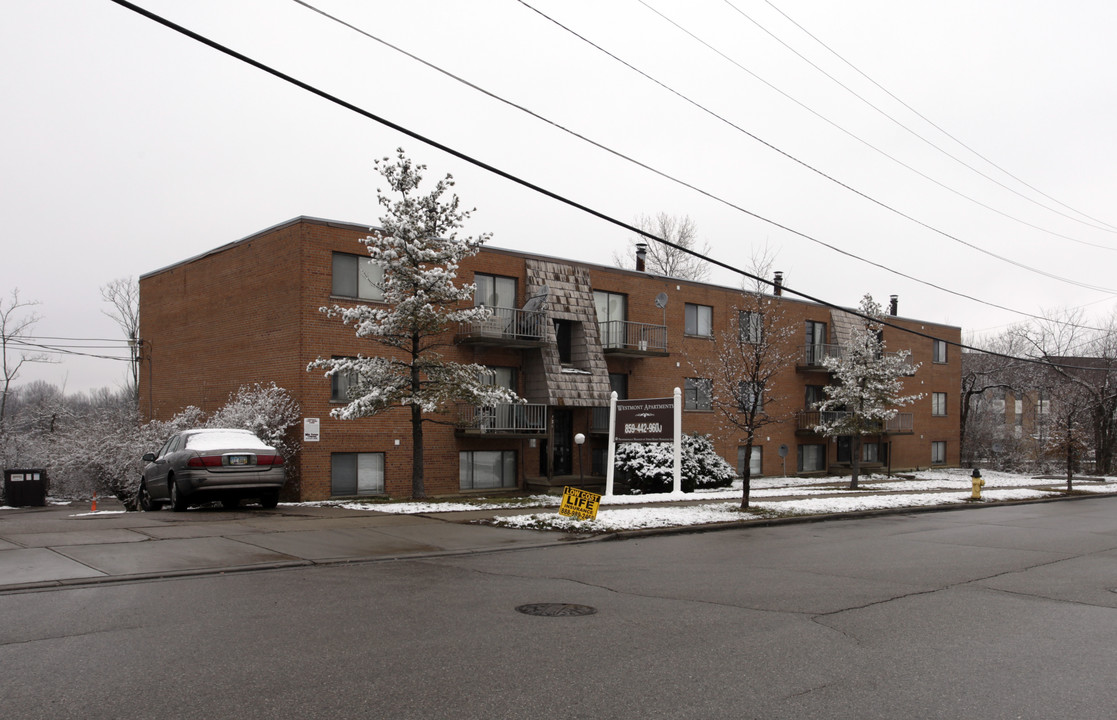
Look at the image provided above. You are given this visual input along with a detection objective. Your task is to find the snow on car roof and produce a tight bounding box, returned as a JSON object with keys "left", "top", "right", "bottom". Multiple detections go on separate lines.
{"left": 184, "top": 429, "right": 272, "bottom": 451}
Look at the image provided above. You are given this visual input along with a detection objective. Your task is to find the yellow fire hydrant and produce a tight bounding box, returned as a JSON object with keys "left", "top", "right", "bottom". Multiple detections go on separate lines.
{"left": 971, "top": 469, "right": 985, "bottom": 501}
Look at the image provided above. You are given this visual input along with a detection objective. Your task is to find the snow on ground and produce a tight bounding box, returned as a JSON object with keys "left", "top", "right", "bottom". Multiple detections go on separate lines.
{"left": 275, "top": 468, "right": 1117, "bottom": 533}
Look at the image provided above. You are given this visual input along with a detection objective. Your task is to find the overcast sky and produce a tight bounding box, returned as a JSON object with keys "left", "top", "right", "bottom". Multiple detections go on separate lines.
{"left": 3, "top": 0, "right": 1116, "bottom": 394}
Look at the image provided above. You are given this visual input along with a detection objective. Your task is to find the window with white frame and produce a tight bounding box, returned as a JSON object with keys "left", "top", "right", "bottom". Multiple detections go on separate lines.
{"left": 738, "top": 310, "right": 762, "bottom": 344}
{"left": 331, "top": 452, "right": 385, "bottom": 496}
{"left": 684, "top": 303, "right": 713, "bottom": 337}
{"left": 932, "top": 392, "right": 947, "bottom": 416}
{"left": 684, "top": 377, "right": 712, "bottom": 411}
{"left": 332, "top": 252, "right": 384, "bottom": 301}
{"left": 737, "top": 445, "right": 762, "bottom": 477}
{"left": 474, "top": 273, "right": 517, "bottom": 309}
{"left": 798, "top": 444, "right": 826, "bottom": 472}
{"left": 594, "top": 290, "right": 627, "bottom": 349}
{"left": 460, "top": 450, "right": 517, "bottom": 490}
{"left": 931, "top": 441, "right": 946, "bottom": 465}
{"left": 933, "top": 339, "right": 948, "bottom": 364}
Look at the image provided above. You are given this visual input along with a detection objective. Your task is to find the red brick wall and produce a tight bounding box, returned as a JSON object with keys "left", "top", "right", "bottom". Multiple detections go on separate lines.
{"left": 140, "top": 218, "right": 962, "bottom": 500}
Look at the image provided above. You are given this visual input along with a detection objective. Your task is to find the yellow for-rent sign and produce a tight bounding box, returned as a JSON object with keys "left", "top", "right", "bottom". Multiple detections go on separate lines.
{"left": 559, "top": 486, "right": 601, "bottom": 521}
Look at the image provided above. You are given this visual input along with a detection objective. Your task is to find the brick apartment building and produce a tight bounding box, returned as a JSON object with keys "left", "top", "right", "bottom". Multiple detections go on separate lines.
{"left": 138, "top": 216, "right": 962, "bottom": 501}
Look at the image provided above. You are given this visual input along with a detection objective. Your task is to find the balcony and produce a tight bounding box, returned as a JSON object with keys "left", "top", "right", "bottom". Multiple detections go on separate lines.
{"left": 599, "top": 320, "right": 668, "bottom": 357}
{"left": 457, "top": 307, "right": 547, "bottom": 348}
{"left": 797, "top": 344, "right": 843, "bottom": 371}
{"left": 797, "top": 344, "right": 916, "bottom": 374}
{"left": 796, "top": 410, "right": 914, "bottom": 435}
{"left": 457, "top": 403, "right": 548, "bottom": 436}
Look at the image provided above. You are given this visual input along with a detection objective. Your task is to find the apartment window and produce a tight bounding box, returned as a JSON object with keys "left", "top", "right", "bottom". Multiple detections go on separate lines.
{"left": 931, "top": 441, "right": 946, "bottom": 465}
{"left": 932, "top": 392, "right": 947, "bottom": 416}
{"left": 460, "top": 450, "right": 517, "bottom": 490}
{"left": 474, "top": 273, "right": 516, "bottom": 308}
{"left": 738, "top": 381, "right": 764, "bottom": 414}
{"left": 330, "top": 359, "right": 359, "bottom": 403}
{"left": 684, "top": 378, "right": 712, "bottom": 411}
{"left": 684, "top": 303, "right": 713, "bottom": 337}
{"left": 862, "top": 442, "right": 879, "bottom": 463}
{"left": 594, "top": 290, "right": 627, "bottom": 349}
{"left": 739, "top": 310, "right": 762, "bottom": 344}
{"left": 331, "top": 452, "right": 385, "bottom": 496}
{"left": 332, "top": 252, "right": 384, "bottom": 301}
{"left": 933, "top": 339, "right": 948, "bottom": 364}
{"left": 609, "top": 372, "right": 628, "bottom": 400}
{"left": 738, "top": 446, "right": 762, "bottom": 477}
{"left": 798, "top": 444, "right": 826, "bottom": 473}
{"left": 1014, "top": 400, "right": 1023, "bottom": 427}
{"left": 805, "top": 385, "right": 826, "bottom": 410}
{"left": 805, "top": 320, "right": 827, "bottom": 364}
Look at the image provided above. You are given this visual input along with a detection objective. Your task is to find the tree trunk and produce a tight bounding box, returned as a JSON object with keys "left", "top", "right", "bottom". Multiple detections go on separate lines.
{"left": 1065, "top": 414, "right": 1073, "bottom": 494}
{"left": 410, "top": 332, "right": 425, "bottom": 499}
{"left": 411, "top": 404, "right": 424, "bottom": 499}
{"left": 740, "top": 439, "right": 753, "bottom": 510}
{"left": 849, "top": 435, "right": 862, "bottom": 490}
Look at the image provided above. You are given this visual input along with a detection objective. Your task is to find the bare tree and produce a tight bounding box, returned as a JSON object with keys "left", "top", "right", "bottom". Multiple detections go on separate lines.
{"left": 101, "top": 277, "right": 140, "bottom": 401}
{"left": 0, "top": 289, "right": 50, "bottom": 427}
{"left": 614, "top": 213, "right": 712, "bottom": 281}
{"left": 959, "top": 329, "right": 1028, "bottom": 466}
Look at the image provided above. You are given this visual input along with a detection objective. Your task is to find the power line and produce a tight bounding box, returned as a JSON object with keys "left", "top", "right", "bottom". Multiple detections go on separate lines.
{"left": 633, "top": 0, "right": 1117, "bottom": 254}
{"left": 759, "top": 0, "right": 1117, "bottom": 235}
{"left": 102, "top": 0, "right": 1108, "bottom": 366}
{"left": 289, "top": 0, "right": 1116, "bottom": 320}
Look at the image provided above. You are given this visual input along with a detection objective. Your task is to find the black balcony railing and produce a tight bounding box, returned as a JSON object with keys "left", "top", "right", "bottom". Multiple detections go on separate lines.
{"left": 796, "top": 410, "right": 914, "bottom": 434}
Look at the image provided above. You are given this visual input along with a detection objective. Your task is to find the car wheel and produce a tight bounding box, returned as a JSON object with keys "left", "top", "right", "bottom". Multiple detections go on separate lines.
{"left": 260, "top": 491, "right": 279, "bottom": 509}
{"left": 138, "top": 482, "right": 162, "bottom": 512}
{"left": 169, "top": 476, "right": 188, "bottom": 512}
{"left": 221, "top": 498, "right": 239, "bottom": 510}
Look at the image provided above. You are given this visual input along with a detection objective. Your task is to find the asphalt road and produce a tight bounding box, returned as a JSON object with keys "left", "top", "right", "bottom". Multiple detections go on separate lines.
{"left": 3, "top": 498, "right": 1117, "bottom": 719}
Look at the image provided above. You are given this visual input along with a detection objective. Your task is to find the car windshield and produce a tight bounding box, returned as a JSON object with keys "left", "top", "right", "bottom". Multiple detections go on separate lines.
{"left": 184, "top": 430, "right": 271, "bottom": 452}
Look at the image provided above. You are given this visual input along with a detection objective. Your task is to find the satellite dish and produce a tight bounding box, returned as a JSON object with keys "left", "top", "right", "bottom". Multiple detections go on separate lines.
{"left": 654, "top": 292, "right": 669, "bottom": 308}
{"left": 522, "top": 284, "right": 549, "bottom": 312}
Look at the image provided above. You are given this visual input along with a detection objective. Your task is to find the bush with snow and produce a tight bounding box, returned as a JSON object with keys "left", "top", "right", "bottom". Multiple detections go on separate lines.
{"left": 613, "top": 433, "right": 736, "bottom": 494}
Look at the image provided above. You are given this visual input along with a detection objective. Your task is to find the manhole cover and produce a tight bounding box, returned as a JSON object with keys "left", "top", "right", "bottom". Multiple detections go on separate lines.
{"left": 516, "top": 603, "right": 597, "bottom": 617}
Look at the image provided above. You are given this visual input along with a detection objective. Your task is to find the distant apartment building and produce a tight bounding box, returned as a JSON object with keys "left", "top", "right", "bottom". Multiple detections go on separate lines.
{"left": 138, "top": 217, "right": 962, "bottom": 501}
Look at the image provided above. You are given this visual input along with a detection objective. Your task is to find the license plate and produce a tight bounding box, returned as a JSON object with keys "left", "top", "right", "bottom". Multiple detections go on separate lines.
{"left": 228, "top": 455, "right": 250, "bottom": 466}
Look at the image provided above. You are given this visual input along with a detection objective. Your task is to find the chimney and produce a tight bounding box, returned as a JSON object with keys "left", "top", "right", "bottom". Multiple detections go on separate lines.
{"left": 635, "top": 242, "right": 647, "bottom": 272}
{"left": 889, "top": 295, "right": 898, "bottom": 316}
{"left": 773, "top": 271, "right": 783, "bottom": 296}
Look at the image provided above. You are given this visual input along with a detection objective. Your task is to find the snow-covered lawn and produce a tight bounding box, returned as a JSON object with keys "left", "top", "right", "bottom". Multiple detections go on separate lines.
{"left": 285, "top": 468, "right": 1117, "bottom": 533}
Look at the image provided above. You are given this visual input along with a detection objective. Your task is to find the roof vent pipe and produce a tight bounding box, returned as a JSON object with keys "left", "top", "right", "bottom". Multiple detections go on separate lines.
{"left": 773, "top": 271, "right": 783, "bottom": 296}
{"left": 635, "top": 242, "right": 647, "bottom": 272}
{"left": 889, "top": 295, "right": 898, "bottom": 316}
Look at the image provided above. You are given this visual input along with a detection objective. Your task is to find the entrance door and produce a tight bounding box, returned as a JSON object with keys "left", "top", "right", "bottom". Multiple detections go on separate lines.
{"left": 553, "top": 409, "right": 573, "bottom": 475}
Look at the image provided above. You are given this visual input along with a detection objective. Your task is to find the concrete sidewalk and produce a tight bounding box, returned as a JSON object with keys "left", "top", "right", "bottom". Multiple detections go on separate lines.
{"left": 0, "top": 500, "right": 582, "bottom": 592}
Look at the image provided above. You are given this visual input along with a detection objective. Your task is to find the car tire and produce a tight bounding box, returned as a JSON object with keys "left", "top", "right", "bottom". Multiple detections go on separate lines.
{"left": 169, "top": 476, "right": 188, "bottom": 512}
{"left": 221, "top": 498, "right": 239, "bottom": 510}
{"left": 260, "top": 491, "right": 279, "bottom": 510}
{"left": 138, "top": 482, "right": 163, "bottom": 512}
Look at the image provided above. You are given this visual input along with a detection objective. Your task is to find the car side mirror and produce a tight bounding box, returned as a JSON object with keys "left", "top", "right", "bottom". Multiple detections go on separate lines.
{"left": 142, "top": 452, "right": 156, "bottom": 462}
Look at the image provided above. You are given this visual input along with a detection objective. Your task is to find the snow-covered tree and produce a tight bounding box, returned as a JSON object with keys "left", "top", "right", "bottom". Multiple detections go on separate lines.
{"left": 614, "top": 213, "right": 711, "bottom": 281}
{"left": 690, "top": 289, "right": 794, "bottom": 508}
{"left": 208, "top": 382, "right": 300, "bottom": 468}
{"left": 816, "top": 294, "right": 922, "bottom": 489}
{"left": 310, "top": 149, "right": 517, "bottom": 498}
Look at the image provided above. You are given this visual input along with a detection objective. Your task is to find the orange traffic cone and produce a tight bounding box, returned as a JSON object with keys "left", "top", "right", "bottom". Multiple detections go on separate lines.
{"left": 91, "top": 491, "right": 97, "bottom": 513}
